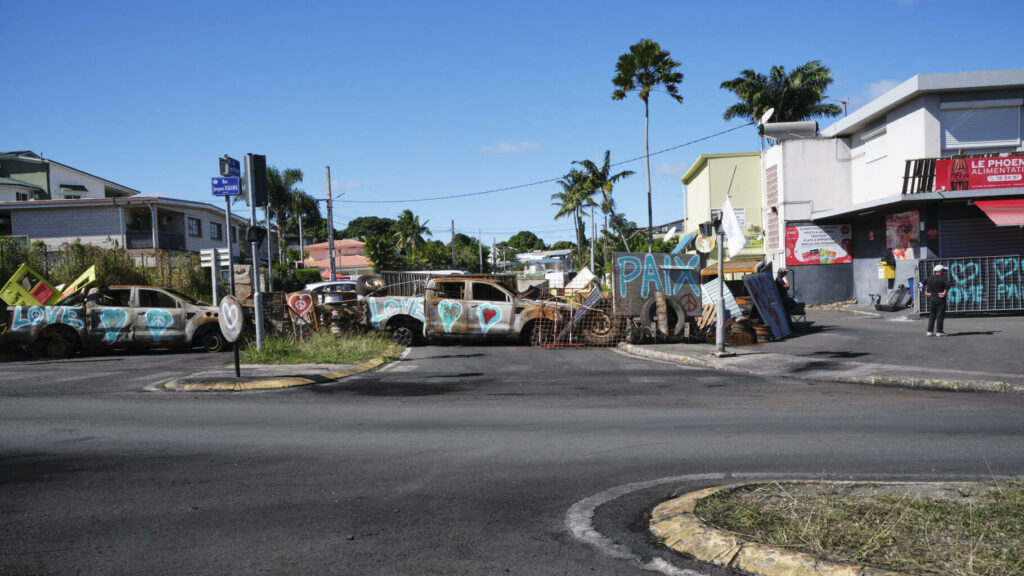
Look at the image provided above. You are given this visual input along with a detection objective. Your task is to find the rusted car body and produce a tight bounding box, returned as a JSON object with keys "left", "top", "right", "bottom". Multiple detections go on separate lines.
{"left": 364, "top": 276, "right": 570, "bottom": 345}
{"left": 5, "top": 285, "right": 224, "bottom": 358}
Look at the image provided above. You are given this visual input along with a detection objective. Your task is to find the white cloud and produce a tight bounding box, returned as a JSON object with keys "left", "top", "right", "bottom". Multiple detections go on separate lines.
{"left": 480, "top": 140, "right": 541, "bottom": 155}
{"left": 332, "top": 179, "right": 364, "bottom": 191}
{"left": 654, "top": 162, "right": 688, "bottom": 176}
{"left": 866, "top": 79, "right": 901, "bottom": 101}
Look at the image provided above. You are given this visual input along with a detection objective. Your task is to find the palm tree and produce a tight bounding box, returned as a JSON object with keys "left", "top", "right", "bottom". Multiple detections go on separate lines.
{"left": 612, "top": 38, "right": 684, "bottom": 253}
{"left": 720, "top": 60, "right": 843, "bottom": 123}
{"left": 552, "top": 169, "right": 594, "bottom": 268}
{"left": 265, "top": 167, "right": 305, "bottom": 262}
{"left": 574, "top": 150, "right": 634, "bottom": 251}
{"left": 392, "top": 209, "right": 432, "bottom": 264}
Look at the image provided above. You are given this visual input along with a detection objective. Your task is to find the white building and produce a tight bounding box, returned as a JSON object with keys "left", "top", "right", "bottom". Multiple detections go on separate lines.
{"left": 762, "top": 69, "right": 1024, "bottom": 307}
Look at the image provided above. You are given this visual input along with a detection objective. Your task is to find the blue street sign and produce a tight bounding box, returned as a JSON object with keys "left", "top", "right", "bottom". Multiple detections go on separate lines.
{"left": 219, "top": 156, "right": 241, "bottom": 178}
{"left": 212, "top": 177, "right": 241, "bottom": 196}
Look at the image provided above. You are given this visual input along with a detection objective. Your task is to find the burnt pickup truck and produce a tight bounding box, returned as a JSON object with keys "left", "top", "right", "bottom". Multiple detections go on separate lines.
{"left": 364, "top": 276, "right": 583, "bottom": 346}
{"left": 6, "top": 285, "right": 225, "bottom": 358}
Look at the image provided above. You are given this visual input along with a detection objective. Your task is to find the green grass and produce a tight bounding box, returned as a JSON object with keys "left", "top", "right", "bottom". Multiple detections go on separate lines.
{"left": 693, "top": 480, "right": 1024, "bottom": 575}
{"left": 241, "top": 331, "right": 398, "bottom": 365}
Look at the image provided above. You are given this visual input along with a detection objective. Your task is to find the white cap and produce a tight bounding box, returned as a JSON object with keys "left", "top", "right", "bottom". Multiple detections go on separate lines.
{"left": 934, "top": 264, "right": 944, "bottom": 272}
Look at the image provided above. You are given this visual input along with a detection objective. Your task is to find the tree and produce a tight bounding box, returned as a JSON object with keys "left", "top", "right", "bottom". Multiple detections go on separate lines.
{"left": 392, "top": 209, "right": 431, "bottom": 262}
{"left": 720, "top": 60, "right": 842, "bottom": 123}
{"left": 340, "top": 216, "right": 396, "bottom": 241}
{"left": 552, "top": 169, "right": 595, "bottom": 268}
{"left": 574, "top": 150, "right": 634, "bottom": 252}
{"left": 549, "top": 240, "right": 575, "bottom": 251}
{"left": 265, "top": 166, "right": 305, "bottom": 262}
{"left": 612, "top": 38, "right": 684, "bottom": 254}
{"left": 417, "top": 240, "right": 451, "bottom": 269}
{"left": 506, "top": 230, "right": 546, "bottom": 254}
{"left": 363, "top": 233, "right": 405, "bottom": 272}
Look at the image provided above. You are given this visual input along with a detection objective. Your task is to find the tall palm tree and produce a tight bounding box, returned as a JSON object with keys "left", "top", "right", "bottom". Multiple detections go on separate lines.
{"left": 612, "top": 38, "right": 684, "bottom": 253}
{"left": 574, "top": 150, "right": 634, "bottom": 251}
{"left": 720, "top": 60, "right": 842, "bottom": 123}
{"left": 552, "top": 169, "right": 594, "bottom": 268}
{"left": 392, "top": 209, "right": 432, "bottom": 263}
{"left": 265, "top": 167, "right": 305, "bottom": 262}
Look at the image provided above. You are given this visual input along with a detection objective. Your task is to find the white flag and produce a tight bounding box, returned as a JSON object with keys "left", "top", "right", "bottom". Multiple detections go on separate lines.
{"left": 721, "top": 196, "right": 748, "bottom": 258}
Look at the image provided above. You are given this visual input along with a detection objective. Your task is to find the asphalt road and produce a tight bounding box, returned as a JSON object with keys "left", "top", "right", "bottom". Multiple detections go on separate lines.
{"left": 2, "top": 345, "right": 1023, "bottom": 575}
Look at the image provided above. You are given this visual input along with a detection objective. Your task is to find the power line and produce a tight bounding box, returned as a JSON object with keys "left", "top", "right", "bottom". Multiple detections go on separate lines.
{"left": 337, "top": 122, "right": 755, "bottom": 204}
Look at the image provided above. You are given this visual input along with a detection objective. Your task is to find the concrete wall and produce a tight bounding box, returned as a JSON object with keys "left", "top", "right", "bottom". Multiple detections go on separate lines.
{"left": 48, "top": 164, "right": 108, "bottom": 199}
{"left": 780, "top": 139, "right": 851, "bottom": 215}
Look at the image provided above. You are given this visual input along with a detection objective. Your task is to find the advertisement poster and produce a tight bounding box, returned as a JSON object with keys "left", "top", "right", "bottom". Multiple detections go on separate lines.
{"left": 784, "top": 223, "right": 852, "bottom": 266}
{"left": 935, "top": 157, "right": 1024, "bottom": 191}
{"left": 886, "top": 210, "right": 919, "bottom": 260}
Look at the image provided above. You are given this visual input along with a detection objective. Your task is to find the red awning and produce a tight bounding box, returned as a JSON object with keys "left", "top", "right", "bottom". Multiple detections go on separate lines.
{"left": 975, "top": 199, "right": 1024, "bottom": 226}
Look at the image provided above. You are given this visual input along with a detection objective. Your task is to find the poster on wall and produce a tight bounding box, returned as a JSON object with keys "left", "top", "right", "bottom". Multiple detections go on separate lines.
{"left": 784, "top": 223, "right": 852, "bottom": 266}
{"left": 935, "top": 157, "right": 1024, "bottom": 191}
{"left": 886, "top": 210, "right": 919, "bottom": 260}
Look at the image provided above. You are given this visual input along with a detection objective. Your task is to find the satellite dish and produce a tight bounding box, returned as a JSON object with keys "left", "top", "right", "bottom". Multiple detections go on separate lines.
{"left": 760, "top": 108, "right": 775, "bottom": 125}
{"left": 663, "top": 226, "right": 677, "bottom": 243}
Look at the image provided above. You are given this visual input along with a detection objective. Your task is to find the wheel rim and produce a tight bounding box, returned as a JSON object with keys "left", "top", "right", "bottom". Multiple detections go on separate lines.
{"left": 47, "top": 337, "right": 68, "bottom": 358}
{"left": 392, "top": 326, "right": 413, "bottom": 346}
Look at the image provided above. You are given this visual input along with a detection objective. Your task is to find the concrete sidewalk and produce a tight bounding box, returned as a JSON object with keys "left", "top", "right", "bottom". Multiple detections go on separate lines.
{"left": 621, "top": 307, "right": 1024, "bottom": 393}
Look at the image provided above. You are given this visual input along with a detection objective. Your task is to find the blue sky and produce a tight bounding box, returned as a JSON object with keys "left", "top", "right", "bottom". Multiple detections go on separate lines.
{"left": 3, "top": 0, "right": 1021, "bottom": 246}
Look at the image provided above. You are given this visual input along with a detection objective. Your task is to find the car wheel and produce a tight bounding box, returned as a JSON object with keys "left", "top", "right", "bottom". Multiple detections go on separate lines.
{"left": 582, "top": 302, "right": 621, "bottom": 346}
{"left": 195, "top": 327, "right": 225, "bottom": 353}
{"left": 356, "top": 275, "right": 388, "bottom": 297}
{"left": 528, "top": 319, "right": 555, "bottom": 347}
{"left": 45, "top": 329, "right": 80, "bottom": 359}
{"left": 390, "top": 325, "right": 414, "bottom": 347}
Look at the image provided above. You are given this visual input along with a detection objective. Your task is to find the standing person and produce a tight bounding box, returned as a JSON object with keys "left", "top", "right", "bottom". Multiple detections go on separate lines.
{"left": 924, "top": 264, "right": 949, "bottom": 336}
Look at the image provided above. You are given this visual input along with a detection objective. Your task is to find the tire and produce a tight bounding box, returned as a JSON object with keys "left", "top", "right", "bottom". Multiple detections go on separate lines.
{"left": 194, "top": 326, "right": 226, "bottom": 353}
{"left": 582, "top": 302, "right": 621, "bottom": 346}
{"left": 44, "top": 328, "right": 80, "bottom": 359}
{"left": 639, "top": 297, "right": 688, "bottom": 342}
{"left": 356, "top": 275, "right": 388, "bottom": 297}
{"left": 528, "top": 319, "right": 555, "bottom": 347}
{"left": 390, "top": 325, "right": 415, "bottom": 347}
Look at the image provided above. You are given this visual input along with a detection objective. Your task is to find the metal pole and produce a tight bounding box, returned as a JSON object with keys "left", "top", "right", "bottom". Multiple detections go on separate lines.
{"left": 325, "top": 166, "right": 337, "bottom": 281}
{"left": 266, "top": 204, "right": 274, "bottom": 292}
{"left": 225, "top": 197, "right": 235, "bottom": 296}
{"left": 210, "top": 252, "right": 218, "bottom": 305}
{"left": 298, "top": 212, "right": 304, "bottom": 269}
{"left": 246, "top": 154, "right": 265, "bottom": 351}
{"left": 478, "top": 228, "right": 483, "bottom": 272}
{"left": 590, "top": 210, "right": 595, "bottom": 272}
{"left": 451, "top": 220, "right": 455, "bottom": 268}
{"left": 715, "top": 228, "right": 730, "bottom": 357}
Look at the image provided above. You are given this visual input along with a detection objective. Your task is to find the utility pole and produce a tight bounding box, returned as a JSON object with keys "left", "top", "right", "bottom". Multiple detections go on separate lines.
{"left": 590, "top": 210, "right": 595, "bottom": 272}
{"left": 478, "top": 228, "right": 483, "bottom": 272}
{"left": 451, "top": 220, "right": 456, "bottom": 268}
{"left": 266, "top": 207, "right": 273, "bottom": 292}
{"left": 298, "top": 213, "right": 304, "bottom": 269}
{"left": 325, "top": 166, "right": 337, "bottom": 281}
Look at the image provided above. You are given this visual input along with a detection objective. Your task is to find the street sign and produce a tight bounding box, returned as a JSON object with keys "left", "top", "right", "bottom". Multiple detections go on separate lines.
{"left": 219, "top": 295, "right": 245, "bottom": 343}
{"left": 220, "top": 155, "right": 241, "bottom": 178}
{"left": 212, "top": 177, "right": 241, "bottom": 196}
{"left": 200, "top": 248, "right": 232, "bottom": 268}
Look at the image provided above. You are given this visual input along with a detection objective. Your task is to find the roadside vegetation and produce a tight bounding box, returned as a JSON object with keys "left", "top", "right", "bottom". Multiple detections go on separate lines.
{"left": 693, "top": 480, "right": 1024, "bottom": 575}
{"left": 240, "top": 331, "right": 396, "bottom": 365}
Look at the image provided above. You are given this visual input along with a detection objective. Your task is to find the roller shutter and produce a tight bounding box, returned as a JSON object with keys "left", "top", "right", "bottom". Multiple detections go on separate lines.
{"left": 940, "top": 217, "right": 1024, "bottom": 257}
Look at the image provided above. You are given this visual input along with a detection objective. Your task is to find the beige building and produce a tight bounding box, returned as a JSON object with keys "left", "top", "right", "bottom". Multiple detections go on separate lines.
{"left": 681, "top": 152, "right": 764, "bottom": 260}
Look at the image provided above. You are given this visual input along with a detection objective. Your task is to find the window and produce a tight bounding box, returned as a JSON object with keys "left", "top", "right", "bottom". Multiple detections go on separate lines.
{"left": 188, "top": 217, "right": 202, "bottom": 237}
{"left": 0, "top": 212, "right": 12, "bottom": 235}
{"left": 15, "top": 192, "right": 28, "bottom": 201}
{"left": 99, "top": 289, "right": 132, "bottom": 307}
{"left": 472, "top": 282, "right": 508, "bottom": 302}
{"left": 210, "top": 222, "right": 223, "bottom": 241}
{"left": 231, "top": 226, "right": 237, "bottom": 244}
{"left": 941, "top": 99, "right": 1022, "bottom": 150}
{"left": 862, "top": 125, "right": 887, "bottom": 164}
{"left": 138, "top": 289, "right": 179, "bottom": 308}
{"left": 435, "top": 281, "right": 464, "bottom": 299}
{"left": 63, "top": 194, "right": 82, "bottom": 200}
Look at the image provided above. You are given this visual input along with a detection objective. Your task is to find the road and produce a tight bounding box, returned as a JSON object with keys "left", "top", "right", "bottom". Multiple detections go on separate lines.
{"left": 2, "top": 345, "right": 1023, "bottom": 575}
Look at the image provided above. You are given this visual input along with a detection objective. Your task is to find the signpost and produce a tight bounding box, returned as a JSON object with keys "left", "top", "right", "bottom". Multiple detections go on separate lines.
{"left": 217, "top": 155, "right": 242, "bottom": 370}
{"left": 219, "top": 295, "right": 245, "bottom": 378}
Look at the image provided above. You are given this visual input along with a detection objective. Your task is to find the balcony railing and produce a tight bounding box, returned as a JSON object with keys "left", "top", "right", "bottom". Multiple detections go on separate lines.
{"left": 126, "top": 231, "right": 186, "bottom": 251}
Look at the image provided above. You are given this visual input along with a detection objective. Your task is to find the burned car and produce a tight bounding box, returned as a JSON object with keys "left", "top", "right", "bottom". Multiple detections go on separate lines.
{"left": 5, "top": 285, "right": 225, "bottom": 359}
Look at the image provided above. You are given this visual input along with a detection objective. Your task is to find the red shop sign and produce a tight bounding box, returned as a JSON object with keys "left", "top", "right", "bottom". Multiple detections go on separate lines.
{"left": 935, "top": 157, "right": 1024, "bottom": 191}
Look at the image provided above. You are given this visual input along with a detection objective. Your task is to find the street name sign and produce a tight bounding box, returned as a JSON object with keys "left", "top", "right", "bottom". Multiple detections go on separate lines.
{"left": 212, "top": 177, "right": 241, "bottom": 196}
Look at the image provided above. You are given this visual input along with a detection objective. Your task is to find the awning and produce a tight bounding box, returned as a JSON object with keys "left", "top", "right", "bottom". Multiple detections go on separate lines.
{"left": 975, "top": 199, "right": 1024, "bottom": 226}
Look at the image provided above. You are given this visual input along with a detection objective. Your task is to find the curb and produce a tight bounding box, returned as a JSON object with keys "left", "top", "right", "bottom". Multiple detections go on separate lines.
{"left": 616, "top": 343, "right": 1017, "bottom": 394}
{"left": 650, "top": 481, "right": 964, "bottom": 576}
{"left": 161, "top": 345, "right": 403, "bottom": 392}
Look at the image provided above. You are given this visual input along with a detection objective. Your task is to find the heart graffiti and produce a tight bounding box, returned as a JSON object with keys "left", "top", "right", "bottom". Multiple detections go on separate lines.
{"left": 145, "top": 309, "right": 174, "bottom": 341}
{"left": 950, "top": 262, "right": 979, "bottom": 284}
{"left": 100, "top": 308, "right": 128, "bottom": 345}
{"left": 477, "top": 304, "right": 501, "bottom": 333}
{"left": 439, "top": 300, "right": 463, "bottom": 333}
{"left": 288, "top": 293, "right": 314, "bottom": 316}
{"left": 993, "top": 258, "right": 1020, "bottom": 281}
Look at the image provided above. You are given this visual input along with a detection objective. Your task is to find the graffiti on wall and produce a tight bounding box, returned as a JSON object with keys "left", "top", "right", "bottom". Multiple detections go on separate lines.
{"left": 145, "top": 309, "right": 175, "bottom": 341}
{"left": 920, "top": 256, "right": 1024, "bottom": 314}
{"left": 368, "top": 296, "right": 426, "bottom": 329}
{"left": 612, "top": 252, "right": 701, "bottom": 317}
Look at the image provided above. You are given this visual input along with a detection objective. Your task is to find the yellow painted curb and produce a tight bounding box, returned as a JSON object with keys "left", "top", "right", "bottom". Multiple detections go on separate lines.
{"left": 650, "top": 481, "right": 934, "bottom": 576}
{"left": 162, "top": 345, "right": 402, "bottom": 392}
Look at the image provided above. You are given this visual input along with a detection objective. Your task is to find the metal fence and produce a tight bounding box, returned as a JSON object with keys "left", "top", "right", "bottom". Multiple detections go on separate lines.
{"left": 918, "top": 256, "right": 1024, "bottom": 315}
